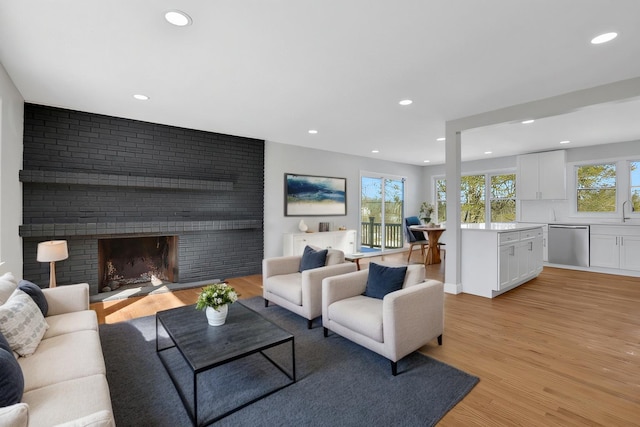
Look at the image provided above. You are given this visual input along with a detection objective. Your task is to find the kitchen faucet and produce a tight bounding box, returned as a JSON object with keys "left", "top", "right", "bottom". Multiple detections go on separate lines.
{"left": 622, "top": 200, "right": 631, "bottom": 222}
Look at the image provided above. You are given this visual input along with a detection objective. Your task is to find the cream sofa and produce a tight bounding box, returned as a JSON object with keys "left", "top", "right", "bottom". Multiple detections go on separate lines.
{"left": 0, "top": 274, "right": 115, "bottom": 426}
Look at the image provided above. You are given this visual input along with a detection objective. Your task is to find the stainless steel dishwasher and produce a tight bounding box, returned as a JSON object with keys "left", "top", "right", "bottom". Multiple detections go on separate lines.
{"left": 548, "top": 224, "right": 590, "bottom": 267}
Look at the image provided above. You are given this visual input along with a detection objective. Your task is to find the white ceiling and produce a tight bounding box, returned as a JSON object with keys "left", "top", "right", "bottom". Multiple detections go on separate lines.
{"left": 1, "top": 0, "right": 639, "bottom": 165}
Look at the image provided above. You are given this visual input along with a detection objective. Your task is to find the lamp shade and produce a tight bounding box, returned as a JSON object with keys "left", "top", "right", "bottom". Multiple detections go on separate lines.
{"left": 37, "top": 240, "right": 69, "bottom": 262}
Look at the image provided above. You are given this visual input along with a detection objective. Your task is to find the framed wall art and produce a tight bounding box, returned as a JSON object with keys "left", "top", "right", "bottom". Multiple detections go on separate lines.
{"left": 284, "top": 173, "right": 347, "bottom": 216}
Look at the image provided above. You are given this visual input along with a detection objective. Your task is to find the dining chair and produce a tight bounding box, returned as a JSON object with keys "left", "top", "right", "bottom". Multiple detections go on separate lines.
{"left": 404, "top": 216, "right": 429, "bottom": 263}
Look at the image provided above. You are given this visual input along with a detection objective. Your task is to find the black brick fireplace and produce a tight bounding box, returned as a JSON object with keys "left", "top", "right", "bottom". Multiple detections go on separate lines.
{"left": 20, "top": 104, "right": 264, "bottom": 295}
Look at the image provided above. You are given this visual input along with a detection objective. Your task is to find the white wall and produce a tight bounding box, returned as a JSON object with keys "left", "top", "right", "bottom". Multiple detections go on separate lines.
{"left": 0, "top": 62, "right": 24, "bottom": 277}
{"left": 264, "top": 141, "right": 424, "bottom": 258}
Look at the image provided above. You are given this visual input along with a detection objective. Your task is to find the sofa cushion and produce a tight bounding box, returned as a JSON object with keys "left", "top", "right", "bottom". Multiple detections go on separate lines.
{"left": 22, "top": 374, "right": 114, "bottom": 427}
{"left": 18, "top": 330, "right": 106, "bottom": 392}
{"left": 363, "top": 263, "right": 407, "bottom": 299}
{"left": 328, "top": 295, "right": 384, "bottom": 342}
{"left": 325, "top": 248, "right": 345, "bottom": 265}
{"left": 0, "top": 348, "right": 24, "bottom": 407}
{"left": 0, "top": 289, "right": 49, "bottom": 356}
{"left": 44, "top": 310, "right": 98, "bottom": 340}
{"left": 18, "top": 279, "right": 48, "bottom": 316}
{"left": 265, "top": 273, "right": 302, "bottom": 305}
{"left": 299, "top": 245, "right": 328, "bottom": 272}
{"left": 0, "top": 272, "right": 18, "bottom": 304}
{"left": 54, "top": 409, "right": 115, "bottom": 427}
{"left": 0, "top": 402, "right": 28, "bottom": 427}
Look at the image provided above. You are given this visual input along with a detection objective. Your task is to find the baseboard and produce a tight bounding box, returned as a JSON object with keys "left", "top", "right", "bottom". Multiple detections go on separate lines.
{"left": 444, "top": 281, "right": 462, "bottom": 294}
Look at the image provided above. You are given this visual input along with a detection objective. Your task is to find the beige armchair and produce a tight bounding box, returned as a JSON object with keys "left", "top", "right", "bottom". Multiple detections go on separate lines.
{"left": 322, "top": 264, "right": 444, "bottom": 375}
{"left": 263, "top": 248, "right": 357, "bottom": 328}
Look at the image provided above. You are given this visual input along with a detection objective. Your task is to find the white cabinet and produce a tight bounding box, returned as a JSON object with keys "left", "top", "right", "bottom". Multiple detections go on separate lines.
{"left": 498, "top": 229, "right": 543, "bottom": 290}
{"left": 517, "top": 150, "right": 566, "bottom": 200}
{"left": 521, "top": 229, "right": 544, "bottom": 278}
{"left": 590, "top": 226, "right": 640, "bottom": 271}
{"left": 620, "top": 236, "right": 640, "bottom": 271}
{"left": 462, "top": 226, "right": 544, "bottom": 298}
{"left": 498, "top": 232, "right": 520, "bottom": 290}
{"left": 283, "top": 230, "right": 357, "bottom": 256}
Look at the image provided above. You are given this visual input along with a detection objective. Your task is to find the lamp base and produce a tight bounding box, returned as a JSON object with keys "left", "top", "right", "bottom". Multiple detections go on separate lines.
{"left": 49, "top": 261, "right": 57, "bottom": 288}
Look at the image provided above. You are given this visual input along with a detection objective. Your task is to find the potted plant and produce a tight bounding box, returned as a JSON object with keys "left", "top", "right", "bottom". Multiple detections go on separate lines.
{"left": 419, "top": 202, "right": 434, "bottom": 224}
{"left": 195, "top": 282, "right": 239, "bottom": 326}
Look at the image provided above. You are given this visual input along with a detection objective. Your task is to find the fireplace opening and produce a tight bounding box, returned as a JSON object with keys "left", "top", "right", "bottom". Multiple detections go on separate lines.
{"left": 98, "top": 236, "right": 178, "bottom": 293}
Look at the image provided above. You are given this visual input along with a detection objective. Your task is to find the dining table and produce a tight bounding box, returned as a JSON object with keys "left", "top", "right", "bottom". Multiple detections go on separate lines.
{"left": 409, "top": 225, "right": 446, "bottom": 265}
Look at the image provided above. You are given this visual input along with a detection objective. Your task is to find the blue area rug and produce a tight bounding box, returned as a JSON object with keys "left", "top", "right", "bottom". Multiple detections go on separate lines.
{"left": 100, "top": 297, "right": 478, "bottom": 426}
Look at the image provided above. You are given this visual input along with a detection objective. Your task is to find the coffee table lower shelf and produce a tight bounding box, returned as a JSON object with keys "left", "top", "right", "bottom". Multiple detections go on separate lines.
{"left": 156, "top": 303, "right": 296, "bottom": 426}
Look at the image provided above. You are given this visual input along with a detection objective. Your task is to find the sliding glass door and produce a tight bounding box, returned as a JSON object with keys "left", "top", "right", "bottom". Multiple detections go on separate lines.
{"left": 360, "top": 174, "right": 405, "bottom": 252}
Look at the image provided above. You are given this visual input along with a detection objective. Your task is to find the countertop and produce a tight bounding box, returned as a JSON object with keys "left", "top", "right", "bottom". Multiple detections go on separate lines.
{"left": 460, "top": 223, "right": 545, "bottom": 232}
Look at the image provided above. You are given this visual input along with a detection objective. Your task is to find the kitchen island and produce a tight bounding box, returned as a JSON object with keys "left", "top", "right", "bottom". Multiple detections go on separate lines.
{"left": 461, "top": 223, "right": 544, "bottom": 298}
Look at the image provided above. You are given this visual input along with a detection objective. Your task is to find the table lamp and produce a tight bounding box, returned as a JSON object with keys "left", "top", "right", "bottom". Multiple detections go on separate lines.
{"left": 37, "top": 240, "right": 68, "bottom": 288}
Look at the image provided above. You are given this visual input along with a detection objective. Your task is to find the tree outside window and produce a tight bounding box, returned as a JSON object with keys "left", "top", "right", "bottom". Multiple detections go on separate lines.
{"left": 490, "top": 174, "right": 516, "bottom": 222}
{"left": 631, "top": 161, "right": 640, "bottom": 212}
{"left": 435, "top": 173, "right": 515, "bottom": 224}
{"left": 461, "top": 175, "right": 485, "bottom": 223}
{"left": 576, "top": 164, "right": 616, "bottom": 212}
{"left": 436, "top": 179, "right": 446, "bottom": 223}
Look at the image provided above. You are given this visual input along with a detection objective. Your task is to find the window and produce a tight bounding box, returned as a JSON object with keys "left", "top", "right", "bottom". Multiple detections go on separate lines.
{"left": 360, "top": 175, "right": 405, "bottom": 251}
{"left": 461, "top": 175, "right": 485, "bottom": 223}
{"left": 631, "top": 161, "right": 640, "bottom": 212}
{"left": 436, "top": 179, "right": 446, "bottom": 223}
{"left": 490, "top": 174, "right": 516, "bottom": 222}
{"left": 435, "top": 172, "right": 515, "bottom": 224}
{"left": 576, "top": 164, "right": 616, "bottom": 212}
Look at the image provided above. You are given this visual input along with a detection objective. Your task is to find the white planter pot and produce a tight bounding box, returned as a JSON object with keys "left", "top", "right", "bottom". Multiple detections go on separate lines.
{"left": 205, "top": 305, "right": 228, "bottom": 326}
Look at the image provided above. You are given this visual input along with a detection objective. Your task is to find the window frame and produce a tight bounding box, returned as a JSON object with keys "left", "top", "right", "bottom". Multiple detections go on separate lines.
{"left": 433, "top": 168, "right": 516, "bottom": 224}
{"left": 568, "top": 158, "right": 640, "bottom": 219}
{"left": 629, "top": 160, "right": 640, "bottom": 215}
{"left": 489, "top": 172, "right": 517, "bottom": 223}
{"left": 574, "top": 162, "right": 618, "bottom": 214}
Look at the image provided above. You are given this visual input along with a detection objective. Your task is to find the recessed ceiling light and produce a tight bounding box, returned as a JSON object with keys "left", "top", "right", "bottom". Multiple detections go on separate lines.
{"left": 165, "top": 10, "right": 192, "bottom": 26}
{"left": 591, "top": 32, "right": 617, "bottom": 45}
{"left": 521, "top": 119, "right": 535, "bottom": 124}
{"left": 560, "top": 140, "right": 571, "bottom": 144}
{"left": 399, "top": 99, "right": 413, "bottom": 106}
{"left": 423, "top": 160, "right": 431, "bottom": 163}
{"left": 133, "top": 94, "right": 149, "bottom": 101}
{"left": 484, "top": 151, "right": 492, "bottom": 155}
{"left": 308, "top": 129, "right": 318, "bottom": 134}
{"left": 372, "top": 150, "right": 379, "bottom": 153}
{"left": 436, "top": 137, "right": 445, "bottom": 142}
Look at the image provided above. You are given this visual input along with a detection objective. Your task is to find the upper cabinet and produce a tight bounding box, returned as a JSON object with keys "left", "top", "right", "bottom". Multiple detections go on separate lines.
{"left": 516, "top": 150, "right": 566, "bottom": 200}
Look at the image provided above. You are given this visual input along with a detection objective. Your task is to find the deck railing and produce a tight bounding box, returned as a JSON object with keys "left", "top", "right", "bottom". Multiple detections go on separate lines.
{"left": 360, "top": 218, "right": 404, "bottom": 249}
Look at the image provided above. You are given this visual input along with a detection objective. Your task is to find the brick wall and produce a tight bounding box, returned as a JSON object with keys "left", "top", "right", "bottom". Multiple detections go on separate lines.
{"left": 21, "top": 104, "right": 264, "bottom": 294}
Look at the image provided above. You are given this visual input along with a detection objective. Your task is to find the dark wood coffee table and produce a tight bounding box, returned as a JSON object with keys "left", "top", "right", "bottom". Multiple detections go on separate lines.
{"left": 156, "top": 302, "right": 295, "bottom": 426}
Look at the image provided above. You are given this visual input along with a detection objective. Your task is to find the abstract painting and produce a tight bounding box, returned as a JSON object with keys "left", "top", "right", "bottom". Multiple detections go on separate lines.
{"left": 284, "top": 173, "right": 347, "bottom": 216}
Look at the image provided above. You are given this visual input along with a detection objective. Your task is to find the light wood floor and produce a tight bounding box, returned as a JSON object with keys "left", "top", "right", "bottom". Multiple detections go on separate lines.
{"left": 91, "top": 252, "right": 640, "bottom": 426}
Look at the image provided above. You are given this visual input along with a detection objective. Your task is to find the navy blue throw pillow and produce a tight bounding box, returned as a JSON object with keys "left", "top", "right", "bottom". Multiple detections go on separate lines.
{"left": 18, "top": 279, "right": 48, "bottom": 316}
{"left": 299, "top": 246, "right": 328, "bottom": 272}
{"left": 364, "top": 263, "right": 407, "bottom": 299}
{"left": 0, "top": 348, "right": 24, "bottom": 407}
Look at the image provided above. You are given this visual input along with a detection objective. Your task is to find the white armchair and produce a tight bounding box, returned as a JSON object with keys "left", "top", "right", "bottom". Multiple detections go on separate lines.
{"left": 263, "top": 248, "right": 357, "bottom": 328}
{"left": 322, "top": 263, "right": 444, "bottom": 375}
